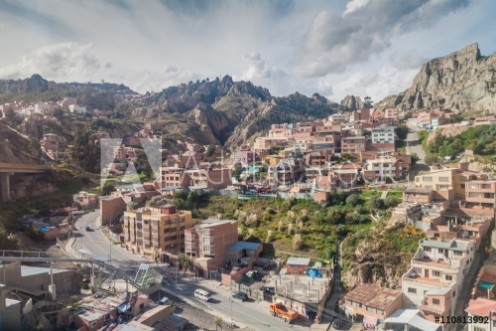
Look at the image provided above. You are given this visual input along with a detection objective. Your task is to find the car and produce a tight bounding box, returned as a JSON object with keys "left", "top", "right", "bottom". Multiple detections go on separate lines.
{"left": 232, "top": 291, "right": 249, "bottom": 302}
{"left": 331, "top": 320, "right": 345, "bottom": 330}
{"left": 158, "top": 296, "right": 170, "bottom": 305}
{"left": 85, "top": 226, "right": 93, "bottom": 232}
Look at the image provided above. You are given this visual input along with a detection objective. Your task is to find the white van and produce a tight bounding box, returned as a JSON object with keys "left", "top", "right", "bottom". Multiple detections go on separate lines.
{"left": 194, "top": 289, "right": 211, "bottom": 302}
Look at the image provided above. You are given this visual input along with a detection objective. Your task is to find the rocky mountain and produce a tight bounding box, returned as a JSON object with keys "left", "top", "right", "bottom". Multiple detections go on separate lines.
{"left": 127, "top": 75, "right": 340, "bottom": 147}
{"left": 379, "top": 43, "right": 496, "bottom": 113}
{"left": 340, "top": 95, "right": 363, "bottom": 111}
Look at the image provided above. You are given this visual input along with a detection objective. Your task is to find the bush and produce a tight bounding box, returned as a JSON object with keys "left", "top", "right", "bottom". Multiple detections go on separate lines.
{"left": 345, "top": 194, "right": 361, "bottom": 207}
{"left": 384, "top": 196, "right": 400, "bottom": 208}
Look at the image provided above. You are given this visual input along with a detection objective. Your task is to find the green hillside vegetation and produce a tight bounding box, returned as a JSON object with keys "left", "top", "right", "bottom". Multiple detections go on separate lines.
{"left": 420, "top": 124, "right": 496, "bottom": 164}
{"left": 173, "top": 191, "right": 401, "bottom": 261}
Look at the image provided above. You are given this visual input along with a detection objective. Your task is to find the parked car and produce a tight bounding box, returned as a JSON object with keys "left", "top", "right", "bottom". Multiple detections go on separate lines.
{"left": 85, "top": 226, "right": 93, "bottom": 232}
{"left": 232, "top": 291, "right": 249, "bottom": 302}
{"left": 331, "top": 319, "right": 345, "bottom": 330}
{"left": 194, "top": 289, "right": 211, "bottom": 301}
{"left": 158, "top": 296, "right": 170, "bottom": 305}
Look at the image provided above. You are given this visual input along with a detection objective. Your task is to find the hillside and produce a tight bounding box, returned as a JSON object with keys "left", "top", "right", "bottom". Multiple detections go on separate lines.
{"left": 379, "top": 43, "right": 496, "bottom": 114}
{"left": 127, "top": 76, "right": 341, "bottom": 148}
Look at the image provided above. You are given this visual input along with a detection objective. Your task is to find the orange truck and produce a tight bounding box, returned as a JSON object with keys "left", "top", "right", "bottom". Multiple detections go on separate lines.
{"left": 269, "top": 302, "right": 299, "bottom": 323}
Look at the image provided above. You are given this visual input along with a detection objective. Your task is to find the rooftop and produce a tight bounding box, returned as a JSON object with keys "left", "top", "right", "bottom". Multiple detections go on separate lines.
{"left": 385, "top": 309, "right": 440, "bottom": 331}
{"left": 420, "top": 239, "right": 469, "bottom": 251}
{"left": 465, "top": 298, "right": 496, "bottom": 317}
{"left": 230, "top": 241, "right": 262, "bottom": 251}
{"left": 287, "top": 257, "right": 311, "bottom": 266}
{"left": 21, "top": 265, "right": 69, "bottom": 277}
{"left": 344, "top": 284, "right": 401, "bottom": 310}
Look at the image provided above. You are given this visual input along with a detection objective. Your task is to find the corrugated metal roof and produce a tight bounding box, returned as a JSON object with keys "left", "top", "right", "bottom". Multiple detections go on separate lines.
{"left": 287, "top": 257, "right": 310, "bottom": 266}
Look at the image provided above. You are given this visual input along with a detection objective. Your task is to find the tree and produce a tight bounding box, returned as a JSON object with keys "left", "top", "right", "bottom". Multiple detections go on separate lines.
{"left": 363, "top": 96, "right": 373, "bottom": 109}
{"left": 368, "top": 196, "right": 384, "bottom": 210}
{"left": 28, "top": 138, "right": 42, "bottom": 158}
{"left": 425, "top": 154, "right": 440, "bottom": 166}
{"left": 101, "top": 180, "right": 116, "bottom": 196}
{"left": 346, "top": 194, "right": 361, "bottom": 207}
{"left": 395, "top": 124, "right": 409, "bottom": 141}
{"left": 53, "top": 107, "right": 64, "bottom": 121}
{"left": 232, "top": 162, "right": 243, "bottom": 179}
{"left": 214, "top": 316, "right": 223, "bottom": 331}
{"left": 206, "top": 145, "right": 215, "bottom": 157}
{"left": 384, "top": 196, "right": 400, "bottom": 208}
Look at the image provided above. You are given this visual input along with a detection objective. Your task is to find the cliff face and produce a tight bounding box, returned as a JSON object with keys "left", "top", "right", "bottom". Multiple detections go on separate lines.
{"left": 340, "top": 95, "right": 363, "bottom": 111}
{"left": 382, "top": 43, "right": 496, "bottom": 112}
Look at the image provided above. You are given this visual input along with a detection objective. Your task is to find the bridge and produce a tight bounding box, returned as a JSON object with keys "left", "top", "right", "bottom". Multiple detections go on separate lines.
{"left": 0, "top": 250, "right": 145, "bottom": 295}
{"left": 0, "top": 162, "right": 61, "bottom": 202}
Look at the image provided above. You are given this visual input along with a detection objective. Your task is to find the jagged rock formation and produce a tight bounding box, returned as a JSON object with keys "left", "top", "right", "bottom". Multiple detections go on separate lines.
{"left": 380, "top": 43, "right": 496, "bottom": 113}
{"left": 340, "top": 95, "right": 364, "bottom": 111}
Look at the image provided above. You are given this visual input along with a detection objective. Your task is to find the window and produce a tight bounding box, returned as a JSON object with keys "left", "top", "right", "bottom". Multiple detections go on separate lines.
{"left": 446, "top": 275, "right": 453, "bottom": 281}
{"left": 422, "top": 176, "right": 432, "bottom": 182}
{"left": 452, "top": 291, "right": 456, "bottom": 297}
{"left": 424, "top": 247, "right": 431, "bottom": 252}
{"left": 439, "top": 176, "right": 450, "bottom": 182}
{"left": 433, "top": 271, "right": 441, "bottom": 277}
{"left": 432, "top": 299, "right": 440, "bottom": 305}
{"left": 91, "top": 321, "right": 97, "bottom": 327}
{"left": 408, "top": 287, "right": 417, "bottom": 294}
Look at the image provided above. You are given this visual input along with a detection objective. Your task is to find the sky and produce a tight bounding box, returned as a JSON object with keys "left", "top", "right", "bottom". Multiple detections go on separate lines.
{"left": 0, "top": 0, "right": 495, "bottom": 102}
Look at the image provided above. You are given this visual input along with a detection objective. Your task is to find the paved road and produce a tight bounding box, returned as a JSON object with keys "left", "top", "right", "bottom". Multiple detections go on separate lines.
{"left": 72, "top": 210, "right": 147, "bottom": 275}
{"left": 69, "top": 210, "right": 314, "bottom": 331}
{"left": 406, "top": 128, "right": 429, "bottom": 179}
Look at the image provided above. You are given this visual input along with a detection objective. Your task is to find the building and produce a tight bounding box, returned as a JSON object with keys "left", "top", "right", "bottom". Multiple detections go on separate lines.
{"left": 371, "top": 126, "right": 395, "bottom": 145}
{"left": 268, "top": 159, "right": 304, "bottom": 186}
{"left": 68, "top": 104, "right": 87, "bottom": 114}
{"left": 100, "top": 196, "right": 127, "bottom": 226}
{"left": 184, "top": 218, "right": 238, "bottom": 273}
{"left": 0, "top": 263, "right": 79, "bottom": 297}
{"left": 384, "top": 309, "right": 441, "bottom": 331}
{"left": 343, "top": 284, "right": 403, "bottom": 328}
{"left": 465, "top": 180, "right": 496, "bottom": 207}
{"left": 465, "top": 298, "right": 496, "bottom": 331}
{"left": 384, "top": 108, "right": 399, "bottom": 119}
{"left": 122, "top": 205, "right": 193, "bottom": 261}
{"left": 233, "top": 147, "right": 259, "bottom": 165}
{"left": 0, "top": 284, "right": 21, "bottom": 331}
{"left": 402, "top": 238, "right": 475, "bottom": 322}
{"left": 341, "top": 136, "right": 366, "bottom": 155}
{"left": 286, "top": 257, "right": 311, "bottom": 274}
{"left": 73, "top": 191, "right": 99, "bottom": 209}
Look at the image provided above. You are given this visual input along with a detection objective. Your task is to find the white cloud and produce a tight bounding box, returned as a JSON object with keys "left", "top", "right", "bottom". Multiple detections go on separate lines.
{"left": 0, "top": 0, "right": 494, "bottom": 103}
{"left": 0, "top": 43, "right": 107, "bottom": 82}
{"left": 344, "top": 0, "right": 369, "bottom": 15}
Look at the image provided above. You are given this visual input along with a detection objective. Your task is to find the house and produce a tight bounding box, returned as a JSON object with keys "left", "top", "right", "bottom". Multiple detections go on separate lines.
{"left": 73, "top": 191, "right": 99, "bottom": 209}
{"left": 184, "top": 218, "right": 238, "bottom": 274}
{"left": 465, "top": 298, "right": 496, "bottom": 331}
{"left": 286, "top": 257, "right": 311, "bottom": 274}
{"left": 343, "top": 284, "right": 403, "bottom": 328}
{"left": 233, "top": 147, "right": 259, "bottom": 165}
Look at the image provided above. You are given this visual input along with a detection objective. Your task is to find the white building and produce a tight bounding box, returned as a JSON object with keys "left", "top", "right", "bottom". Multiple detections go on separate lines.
{"left": 465, "top": 298, "right": 496, "bottom": 331}
{"left": 402, "top": 238, "right": 475, "bottom": 319}
{"left": 68, "top": 104, "right": 87, "bottom": 114}
{"left": 371, "top": 126, "right": 395, "bottom": 145}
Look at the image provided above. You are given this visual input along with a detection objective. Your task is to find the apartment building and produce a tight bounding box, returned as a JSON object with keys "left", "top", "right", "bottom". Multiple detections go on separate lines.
{"left": 402, "top": 238, "right": 475, "bottom": 322}
{"left": 268, "top": 158, "right": 304, "bottom": 185}
{"left": 233, "top": 147, "right": 259, "bottom": 165}
{"left": 159, "top": 167, "right": 232, "bottom": 190}
{"left": 414, "top": 163, "right": 487, "bottom": 201}
{"left": 341, "top": 136, "right": 366, "bottom": 155}
{"left": 371, "top": 126, "right": 395, "bottom": 145}
{"left": 465, "top": 180, "right": 496, "bottom": 207}
{"left": 122, "top": 205, "right": 193, "bottom": 261}
{"left": 362, "top": 156, "right": 407, "bottom": 183}
{"left": 384, "top": 108, "right": 399, "bottom": 119}
{"left": 184, "top": 218, "right": 238, "bottom": 273}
